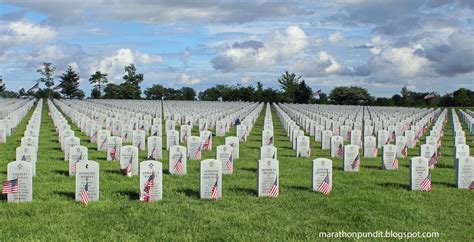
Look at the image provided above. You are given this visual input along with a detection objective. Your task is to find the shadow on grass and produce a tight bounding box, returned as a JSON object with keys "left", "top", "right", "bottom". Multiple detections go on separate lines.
{"left": 54, "top": 170, "right": 69, "bottom": 176}
{"left": 104, "top": 169, "right": 122, "bottom": 175}
{"left": 377, "top": 182, "right": 410, "bottom": 190}
{"left": 231, "top": 187, "right": 257, "bottom": 196}
{"left": 436, "top": 163, "right": 454, "bottom": 169}
{"left": 286, "top": 185, "right": 311, "bottom": 192}
{"left": 117, "top": 190, "right": 140, "bottom": 200}
{"left": 176, "top": 188, "right": 200, "bottom": 199}
{"left": 361, "top": 165, "right": 382, "bottom": 170}
{"left": 432, "top": 181, "right": 456, "bottom": 188}
{"left": 240, "top": 167, "right": 257, "bottom": 173}
{"left": 55, "top": 191, "right": 75, "bottom": 200}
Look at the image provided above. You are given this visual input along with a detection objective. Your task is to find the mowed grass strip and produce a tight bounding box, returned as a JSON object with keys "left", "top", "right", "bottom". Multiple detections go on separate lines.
{"left": 0, "top": 102, "right": 472, "bottom": 240}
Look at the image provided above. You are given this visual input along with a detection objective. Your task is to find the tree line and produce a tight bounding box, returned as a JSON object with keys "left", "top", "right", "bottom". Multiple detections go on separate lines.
{"left": 0, "top": 63, "right": 473, "bottom": 107}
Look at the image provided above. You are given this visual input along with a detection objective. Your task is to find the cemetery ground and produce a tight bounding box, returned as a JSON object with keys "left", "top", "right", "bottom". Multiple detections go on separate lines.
{"left": 0, "top": 101, "right": 473, "bottom": 240}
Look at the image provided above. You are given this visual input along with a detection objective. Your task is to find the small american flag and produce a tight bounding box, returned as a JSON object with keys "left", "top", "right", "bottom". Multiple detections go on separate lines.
{"left": 392, "top": 158, "right": 399, "bottom": 169}
{"left": 437, "top": 137, "right": 442, "bottom": 147}
{"left": 401, "top": 145, "right": 408, "bottom": 157}
{"left": 318, "top": 172, "right": 331, "bottom": 195}
{"left": 268, "top": 136, "right": 274, "bottom": 145}
{"left": 110, "top": 145, "right": 117, "bottom": 160}
{"left": 385, "top": 137, "right": 390, "bottom": 145}
{"left": 428, "top": 153, "right": 437, "bottom": 166}
{"left": 143, "top": 172, "right": 155, "bottom": 193}
{"left": 420, "top": 172, "right": 432, "bottom": 191}
{"left": 346, "top": 131, "right": 351, "bottom": 141}
{"left": 2, "top": 178, "right": 18, "bottom": 194}
{"left": 126, "top": 152, "right": 133, "bottom": 174}
{"left": 196, "top": 144, "right": 202, "bottom": 160}
{"left": 210, "top": 176, "right": 219, "bottom": 199}
{"left": 137, "top": 141, "right": 141, "bottom": 150}
{"left": 269, "top": 176, "right": 278, "bottom": 197}
{"left": 241, "top": 129, "right": 247, "bottom": 141}
{"left": 336, "top": 144, "right": 343, "bottom": 157}
{"left": 71, "top": 155, "right": 82, "bottom": 174}
{"left": 100, "top": 139, "right": 107, "bottom": 150}
{"left": 81, "top": 182, "right": 89, "bottom": 205}
{"left": 272, "top": 151, "right": 276, "bottom": 159}
{"left": 203, "top": 135, "right": 211, "bottom": 150}
{"left": 175, "top": 153, "right": 183, "bottom": 173}
{"left": 152, "top": 130, "right": 158, "bottom": 136}
{"left": 351, "top": 155, "right": 360, "bottom": 169}
{"left": 391, "top": 131, "right": 396, "bottom": 140}
{"left": 372, "top": 147, "right": 378, "bottom": 157}
{"left": 148, "top": 146, "right": 157, "bottom": 160}
{"left": 226, "top": 154, "right": 233, "bottom": 172}
{"left": 91, "top": 131, "right": 98, "bottom": 139}
{"left": 124, "top": 132, "right": 128, "bottom": 140}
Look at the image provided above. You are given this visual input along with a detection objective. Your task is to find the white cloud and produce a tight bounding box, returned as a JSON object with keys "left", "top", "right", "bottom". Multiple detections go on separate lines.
{"left": 240, "top": 76, "right": 251, "bottom": 84}
{"left": 182, "top": 48, "right": 190, "bottom": 64}
{"left": 328, "top": 32, "right": 343, "bottom": 44}
{"left": 212, "top": 25, "right": 309, "bottom": 71}
{"left": 176, "top": 73, "right": 202, "bottom": 85}
{"left": 90, "top": 48, "right": 163, "bottom": 82}
{"left": 0, "top": 21, "right": 56, "bottom": 49}
{"left": 289, "top": 51, "right": 345, "bottom": 77}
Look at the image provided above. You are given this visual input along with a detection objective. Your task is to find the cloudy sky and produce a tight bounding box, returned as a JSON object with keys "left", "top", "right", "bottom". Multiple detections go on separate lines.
{"left": 1, "top": 0, "right": 473, "bottom": 97}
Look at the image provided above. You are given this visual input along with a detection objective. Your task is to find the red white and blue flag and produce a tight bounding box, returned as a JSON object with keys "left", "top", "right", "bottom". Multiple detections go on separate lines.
{"left": 351, "top": 155, "right": 360, "bottom": 169}
{"left": 421, "top": 172, "right": 432, "bottom": 191}
{"left": 210, "top": 176, "right": 219, "bottom": 200}
{"left": 226, "top": 154, "right": 233, "bottom": 173}
{"left": 269, "top": 176, "right": 279, "bottom": 197}
{"left": 428, "top": 153, "right": 438, "bottom": 166}
{"left": 143, "top": 172, "right": 155, "bottom": 194}
{"left": 2, "top": 178, "right": 18, "bottom": 194}
{"left": 175, "top": 153, "right": 183, "bottom": 173}
{"left": 81, "top": 182, "right": 89, "bottom": 205}
{"left": 336, "top": 144, "right": 343, "bottom": 157}
{"left": 318, "top": 172, "right": 331, "bottom": 195}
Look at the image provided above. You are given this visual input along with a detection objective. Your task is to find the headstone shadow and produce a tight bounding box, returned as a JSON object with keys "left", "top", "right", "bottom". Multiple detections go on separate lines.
{"left": 176, "top": 188, "right": 200, "bottom": 198}
{"left": 377, "top": 182, "right": 409, "bottom": 190}
{"left": 55, "top": 191, "right": 75, "bottom": 200}
{"left": 231, "top": 187, "right": 257, "bottom": 196}
{"left": 117, "top": 190, "right": 140, "bottom": 200}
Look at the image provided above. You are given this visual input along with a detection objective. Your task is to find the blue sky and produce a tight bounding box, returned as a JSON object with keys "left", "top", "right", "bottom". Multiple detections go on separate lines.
{"left": 1, "top": 0, "right": 473, "bottom": 97}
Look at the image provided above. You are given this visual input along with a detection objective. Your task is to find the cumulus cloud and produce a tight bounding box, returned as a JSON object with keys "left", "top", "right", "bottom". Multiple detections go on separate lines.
{"left": 89, "top": 48, "right": 163, "bottom": 82}
{"left": 289, "top": 51, "right": 348, "bottom": 77}
{"left": 0, "top": 20, "right": 56, "bottom": 50}
{"left": 212, "top": 25, "right": 309, "bottom": 71}
{"left": 328, "top": 32, "right": 343, "bottom": 44}
{"left": 176, "top": 73, "right": 202, "bottom": 85}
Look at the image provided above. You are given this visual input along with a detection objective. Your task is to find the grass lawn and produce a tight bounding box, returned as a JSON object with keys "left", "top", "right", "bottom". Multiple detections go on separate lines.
{"left": 0, "top": 100, "right": 473, "bottom": 240}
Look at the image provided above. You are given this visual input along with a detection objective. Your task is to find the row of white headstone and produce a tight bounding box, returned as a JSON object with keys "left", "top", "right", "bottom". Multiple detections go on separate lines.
{"left": 0, "top": 99, "right": 35, "bottom": 143}
{"left": 5, "top": 100, "right": 41, "bottom": 202}
{"left": 46, "top": 100, "right": 267, "bottom": 203}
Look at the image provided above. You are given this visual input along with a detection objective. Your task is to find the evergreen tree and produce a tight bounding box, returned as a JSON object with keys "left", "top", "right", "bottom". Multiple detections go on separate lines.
{"left": 89, "top": 71, "right": 108, "bottom": 96}
{"left": 0, "top": 75, "right": 5, "bottom": 92}
{"left": 59, "top": 66, "right": 81, "bottom": 99}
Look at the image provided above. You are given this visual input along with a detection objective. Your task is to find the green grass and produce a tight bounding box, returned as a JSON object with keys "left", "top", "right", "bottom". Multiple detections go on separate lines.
{"left": 0, "top": 100, "right": 473, "bottom": 240}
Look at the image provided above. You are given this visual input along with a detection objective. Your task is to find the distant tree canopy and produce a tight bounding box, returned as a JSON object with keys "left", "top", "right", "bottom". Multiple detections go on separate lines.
{"left": 277, "top": 71, "right": 313, "bottom": 103}
{"left": 329, "top": 86, "right": 373, "bottom": 105}
{"left": 144, "top": 84, "right": 196, "bottom": 100}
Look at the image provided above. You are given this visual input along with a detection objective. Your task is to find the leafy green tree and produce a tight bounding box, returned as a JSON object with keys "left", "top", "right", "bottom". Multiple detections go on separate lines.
{"left": 294, "top": 80, "right": 312, "bottom": 103}
{"left": 278, "top": 71, "right": 301, "bottom": 103}
{"left": 59, "top": 66, "right": 81, "bottom": 99}
{"left": 144, "top": 84, "right": 165, "bottom": 100}
{"left": 122, "top": 64, "right": 144, "bottom": 99}
{"left": 103, "top": 83, "right": 122, "bottom": 99}
{"left": 89, "top": 71, "right": 108, "bottom": 96}
{"left": 91, "top": 87, "right": 101, "bottom": 99}
{"left": 329, "top": 86, "right": 373, "bottom": 105}
{"left": 198, "top": 86, "right": 222, "bottom": 101}
{"left": 18, "top": 88, "right": 26, "bottom": 96}
{"left": 37, "top": 62, "right": 56, "bottom": 88}
{"left": 0, "top": 75, "right": 5, "bottom": 92}
{"left": 453, "top": 88, "right": 471, "bottom": 106}
{"left": 180, "top": 87, "right": 196, "bottom": 100}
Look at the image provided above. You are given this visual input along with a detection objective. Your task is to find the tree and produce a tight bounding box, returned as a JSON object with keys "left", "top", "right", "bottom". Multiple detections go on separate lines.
{"left": 59, "top": 66, "right": 81, "bottom": 99}
{"left": 0, "top": 75, "right": 5, "bottom": 92}
{"left": 122, "top": 64, "right": 143, "bottom": 99}
{"left": 180, "top": 87, "right": 196, "bottom": 100}
{"left": 91, "top": 87, "right": 101, "bottom": 99}
{"left": 144, "top": 84, "right": 165, "bottom": 100}
{"left": 18, "top": 88, "right": 26, "bottom": 96}
{"left": 453, "top": 88, "right": 471, "bottom": 106}
{"left": 199, "top": 86, "right": 222, "bottom": 101}
{"left": 294, "top": 80, "right": 312, "bottom": 103}
{"left": 277, "top": 71, "right": 301, "bottom": 103}
{"left": 37, "top": 62, "right": 56, "bottom": 88}
{"left": 103, "top": 83, "right": 122, "bottom": 99}
{"left": 329, "top": 86, "right": 373, "bottom": 105}
{"left": 89, "top": 71, "right": 108, "bottom": 96}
